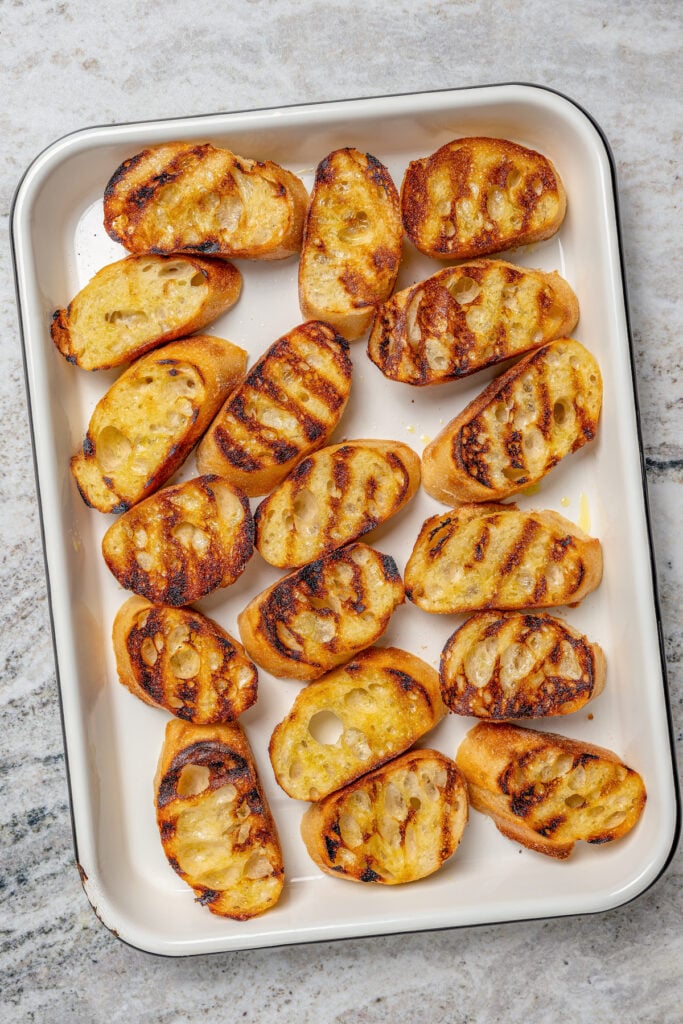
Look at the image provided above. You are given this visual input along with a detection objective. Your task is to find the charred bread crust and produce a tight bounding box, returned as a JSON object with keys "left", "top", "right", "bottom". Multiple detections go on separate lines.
{"left": 103, "top": 140, "right": 309, "bottom": 260}
{"left": 269, "top": 647, "right": 446, "bottom": 800}
{"left": 195, "top": 320, "right": 353, "bottom": 497}
{"left": 113, "top": 595, "right": 258, "bottom": 723}
{"left": 401, "top": 136, "right": 567, "bottom": 260}
{"left": 50, "top": 254, "right": 242, "bottom": 371}
{"left": 298, "top": 147, "right": 403, "bottom": 340}
{"left": 154, "top": 719, "right": 284, "bottom": 918}
{"left": 404, "top": 503, "right": 602, "bottom": 614}
{"left": 238, "top": 543, "right": 405, "bottom": 681}
{"left": 421, "top": 338, "right": 603, "bottom": 504}
{"left": 254, "top": 438, "right": 421, "bottom": 569}
{"left": 439, "top": 610, "right": 606, "bottom": 719}
{"left": 102, "top": 475, "right": 254, "bottom": 606}
{"left": 455, "top": 721, "right": 646, "bottom": 858}
{"left": 300, "top": 749, "right": 468, "bottom": 883}
{"left": 70, "top": 334, "right": 247, "bottom": 513}
{"left": 367, "top": 259, "right": 579, "bottom": 386}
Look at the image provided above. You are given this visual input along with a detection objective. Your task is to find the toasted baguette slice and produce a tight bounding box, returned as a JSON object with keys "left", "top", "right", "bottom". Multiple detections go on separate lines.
{"left": 298, "top": 148, "right": 403, "bottom": 340}
{"left": 455, "top": 722, "right": 646, "bottom": 858}
{"left": 112, "top": 596, "right": 257, "bottom": 723}
{"left": 71, "top": 335, "right": 247, "bottom": 514}
{"left": 102, "top": 475, "right": 253, "bottom": 606}
{"left": 367, "top": 259, "right": 579, "bottom": 385}
{"left": 238, "top": 543, "right": 405, "bottom": 681}
{"left": 405, "top": 504, "right": 602, "bottom": 614}
{"left": 104, "top": 141, "right": 308, "bottom": 260}
{"left": 195, "top": 321, "right": 353, "bottom": 496}
{"left": 269, "top": 647, "right": 446, "bottom": 800}
{"left": 401, "top": 136, "right": 567, "bottom": 260}
{"left": 50, "top": 254, "right": 242, "bottom": 371}
{"left": 300, "top": 749, "right": 468, "bottom": 882}
{"left": 422, "top": 339, "right": 603, "bottom": 504}
{"left": 440, "top": 611, "right": 606, "bottom": 719}
{"left": 254, "top": 439, "right": 421, "bottom": 569}
{"left": 155, "top": 719, "right": 283, "bottom": 918}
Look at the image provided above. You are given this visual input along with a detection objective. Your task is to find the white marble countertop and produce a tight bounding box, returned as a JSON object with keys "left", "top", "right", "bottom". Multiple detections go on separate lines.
{"left": 2, "top": 2, "right": 681, "bottom": 1021}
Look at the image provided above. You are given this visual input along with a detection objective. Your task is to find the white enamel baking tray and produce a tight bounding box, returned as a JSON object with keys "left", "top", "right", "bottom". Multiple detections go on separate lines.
{"left": 12, "top": 85, "right": 679, "bottom": 956}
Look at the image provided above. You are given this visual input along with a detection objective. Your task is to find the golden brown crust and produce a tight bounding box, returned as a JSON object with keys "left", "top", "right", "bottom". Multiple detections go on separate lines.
{"left": 439, "top": 611, "right": 606, "bottom": 719}
{"left": 254, "top": 438, "right": 421, "bottom": 569}
{"left": 103, "top": 141, "right": 308, "bottom": 260}
{"left": 238, "top": 543, "right": 405, "bottom": 681}
{"left": 300, "top": 749, "right": 468, "bottom": 883}
{"left": 401, "top": 137, "right": 567, "bottom": 260}
{"left": 269, "top": 647, "right": 446, "bottom": 800}
{"left": 70, "top": 335, "right": 247, "bottom": 513}
{"left": 455, "top": 722, "right": 646, "bottom": 858}
{"left": 299, "top": 148, "right": 403, "bottom": 340}
{"left": 112, "top": 595, "right": 258, "bottom": 723}
{"left": 367, "top": 259, "right": 579, "bottom": 386}
{"left": 404, "top": 504, "right": 603, "bottom": 614}
{"left": 154, "top": 719, "right": 283, "bottom": 918}
{"left": 102, "top": 475, "right": 254, "bottom": 606}
{"left": 421, "top": 338, "right": 603, "bottom": 504}
{"left": 195, "top": 321, "right": 353, "bottom": 497}
{"left": 50, "top": 254, "right": 242, "bottom": 371}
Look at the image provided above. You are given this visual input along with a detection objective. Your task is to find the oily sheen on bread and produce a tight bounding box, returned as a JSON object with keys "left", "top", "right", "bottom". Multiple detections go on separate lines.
{"left": 401, "top": 136, "right": 566, "bottom": 260}
{"left": 104, "top": 140, "right": 308, "bottom": 260}
{"left": 439, "top": 611, "right": 606, "bottom": 719}
{"left": 298, "top": 147, "right": 403, "bottom": 340}
{"left": 51, "top": 254, "right": 242, "bottom": 371}
{"left": 300, "top": 748, "right": 468, "bottom": 883}
{"left": 102, "top": 475, "right": 254, "bottom": 606}
{"left": 154, "top": 719, "right": 284, "bottom": 918}
{"left": 421, "top": 338, "right": 603, "bottom": 504}
{"left": 71, "top": 334, "right": 247, "bottom": 513}
{"left": 195, "top": 320, "right": 353, "bottom": 496}
{"left": 455, "top": 721, "right": 646, "bottom": 858}
{"left": 404, "top": 504, "right": 602, "bottom": 614}
{"left": 367, "top": 259, "right": 579, "bottom": 386}
{"left": 238, "top": 542, "right": 405, "bottom": 681}
{"left": 112, "top": 595, "right": 258, "bottom": 723}
{"left": 269, "top": 646, "right": 445, "bottom": 800}
{"left": 254, "top": 438, "right": 421, "bottom": 569}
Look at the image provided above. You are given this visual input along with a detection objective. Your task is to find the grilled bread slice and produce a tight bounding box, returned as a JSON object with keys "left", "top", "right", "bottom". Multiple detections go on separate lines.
{"left": 269, "top": 647, "right": 445, "bottom": 800}
{"left": 455, "top": 721, "right": 646, "bottom": 858}
{"left": 195, "top": 321, "right": 353, "bottom": 496}
{"left": 113, "top": 596, "right": 258, "bottom": 723}
{"left": 71, "top": 335, "right": 247, "bottom": 514}
{"left": 102, "top": 475, "right": 254, "bottom": 606}
{"left": 298, "top": 148, "right": 403, "bottom": 340}
{"left": 300, "top": 749, "right": 468, "bottom": 883}
{"left": 155, "top": 719, "right": 284, "bottom": 918}
{"left": 401, "top": 136, "right": 567, "bottom": 260}
{"left": 421, "top": 338, "right": 603, "bottom": 504}
{"left": 367, "top": 259, "right": 579, "bottom": 386}
{"left": 254, "top": 439, "right": 421, "bottom": 569}
{"left": 439, "top": 611, "right": 606, "bottom": 719}
{"left": 104, "top": 140, "right": 308, "bottom": 260}
{"left": 404, "top": 504, "right": 602, "bottom": 614}
{"left": 50, "top": 254, "right": 242, "bottom": 371}
{"left": 238, "top": 543, "right": 405, "bottom": 681}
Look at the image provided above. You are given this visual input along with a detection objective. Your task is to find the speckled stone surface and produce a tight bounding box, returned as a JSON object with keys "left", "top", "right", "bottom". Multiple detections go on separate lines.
{"left": 2, "top": 2, "right": 681, "bottom": 1022}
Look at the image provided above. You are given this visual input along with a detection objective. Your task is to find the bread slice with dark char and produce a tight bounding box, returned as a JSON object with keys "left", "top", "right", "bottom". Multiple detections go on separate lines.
{"left": 401, "top": 136, "right": 566, "bottom": 260}
{"left": 367, "top": 259, "right": 578, "bottom": 386}
{"left": 455, "top": 721, "right": 646, "bottom": 858}
{"left": 154, "top": 719, "right": 284, "bottom": 918}
{"left": 421, "top": 338, "right": 603, "bottom": 504}
{"left": 300, "top": 748, "right": 468, "bottom": 883}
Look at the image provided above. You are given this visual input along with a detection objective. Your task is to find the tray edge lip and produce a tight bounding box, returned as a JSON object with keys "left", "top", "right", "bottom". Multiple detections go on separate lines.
{"left": 9, "top": 80, "right": 681, "bottom": 957}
